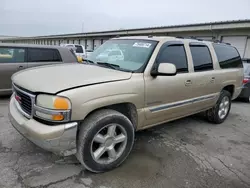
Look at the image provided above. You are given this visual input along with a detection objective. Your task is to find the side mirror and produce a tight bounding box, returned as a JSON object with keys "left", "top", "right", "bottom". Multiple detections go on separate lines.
{"left": 151, "top": 63, "right": 177, "bottom": 76}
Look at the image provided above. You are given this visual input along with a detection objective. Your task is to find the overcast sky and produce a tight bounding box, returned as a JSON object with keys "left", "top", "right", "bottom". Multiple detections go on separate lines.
{"left": 1, "top": 0, "right": 250, "bottom": 36}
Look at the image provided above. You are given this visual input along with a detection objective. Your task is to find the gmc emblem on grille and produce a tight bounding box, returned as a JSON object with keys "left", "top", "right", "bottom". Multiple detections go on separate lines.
{"left": 15, "top": 94, "right": 22, "bottom": 104}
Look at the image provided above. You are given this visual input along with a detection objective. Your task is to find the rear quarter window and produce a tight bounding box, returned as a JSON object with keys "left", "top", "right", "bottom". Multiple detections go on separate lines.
{"left": 213, "top": 43, "right": 243, "bottom": 69}
{"left": 75, "top": 45, "right": 83, "bottom": 53}
{"left": 28, "top": 48, "right": 62, "bottom": 62}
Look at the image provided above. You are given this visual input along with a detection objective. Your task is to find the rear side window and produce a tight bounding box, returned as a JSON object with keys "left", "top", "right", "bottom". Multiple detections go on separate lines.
{"left": 28, "top": 48, "right": 62, "bottom": 62}
{"left": 0, "top": 47, "right": 26, "bottom": 63}
{"left": 213, "top": 44, "right": 243, "bottom": 69}
{"left": 75, "top": 45, "right": 83, "bottom": 53}
{"left": 157, "top": 45, "right": 188, "bottom": 73}
{"left": 190, "top": 45, "right": 213, "bottom": 72}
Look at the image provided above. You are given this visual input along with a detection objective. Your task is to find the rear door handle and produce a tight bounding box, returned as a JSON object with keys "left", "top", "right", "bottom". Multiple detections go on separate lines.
{"left": 185, "top": 80, "right": 192, "bottom": 86}
{"left": 18, "top": 66, "right": 23, "bottom": 69}
{"left": 210, "top": 77, "right": 215, "bottom": 83}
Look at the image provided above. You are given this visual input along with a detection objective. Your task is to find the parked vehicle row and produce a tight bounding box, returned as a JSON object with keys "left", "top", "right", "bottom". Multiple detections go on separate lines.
{"left": 0, "top": 43, "right": 78, "bottom": 95}
{"left": 60, "top": 44, "right": 87, "bottom": 61}
{"left": 9, "top": 36, "right": 244, "bottom": 173}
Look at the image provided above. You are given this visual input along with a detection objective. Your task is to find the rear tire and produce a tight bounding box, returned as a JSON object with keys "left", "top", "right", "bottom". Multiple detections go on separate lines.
{"left": 76, "top": 109, "right": 135, "bottom": 173}
{"left": 206, "top": 90, "right": 231, "bottom": 124}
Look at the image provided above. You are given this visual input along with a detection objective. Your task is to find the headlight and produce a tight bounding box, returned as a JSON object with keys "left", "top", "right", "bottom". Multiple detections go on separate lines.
{"left": 34, "top": 94, "right": 71, "bottom": 122}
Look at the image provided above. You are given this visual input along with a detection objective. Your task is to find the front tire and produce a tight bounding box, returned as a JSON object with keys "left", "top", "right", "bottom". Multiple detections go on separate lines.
{"left": 206, "top": 90, "right": 231, "bottom": 124}
{"left": 76, "top": 109, "right": 135, "bottom": 173}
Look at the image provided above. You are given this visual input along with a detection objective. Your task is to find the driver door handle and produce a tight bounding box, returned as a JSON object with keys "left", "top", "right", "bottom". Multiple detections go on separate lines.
{"left": 185, "top": 80, "right": 192, "bottom": 86}
{"left": 210, "top": 77, "right": 215, "bottom": 83}
{"left": 18, "top": 66, "right": 23, "bottom": 69}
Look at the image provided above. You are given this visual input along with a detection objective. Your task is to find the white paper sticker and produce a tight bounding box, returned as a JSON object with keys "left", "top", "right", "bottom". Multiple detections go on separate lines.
{"left": 133, "top": 42, "right": 152, "bottom": 48}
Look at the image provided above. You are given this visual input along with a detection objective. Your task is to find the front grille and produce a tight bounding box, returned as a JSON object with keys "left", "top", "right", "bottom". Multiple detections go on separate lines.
{"left": 13, "top": 85, "right": 34, "bottom": 117}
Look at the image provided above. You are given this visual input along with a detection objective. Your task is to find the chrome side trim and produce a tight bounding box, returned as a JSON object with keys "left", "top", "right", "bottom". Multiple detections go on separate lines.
{"left": 149, "top": 93, "right": 218, "bottom": 112}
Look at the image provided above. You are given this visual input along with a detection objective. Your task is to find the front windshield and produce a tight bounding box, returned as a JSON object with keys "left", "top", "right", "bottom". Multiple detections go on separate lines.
{"left": 87, "top": 39, "right": 158, "bottom": 72}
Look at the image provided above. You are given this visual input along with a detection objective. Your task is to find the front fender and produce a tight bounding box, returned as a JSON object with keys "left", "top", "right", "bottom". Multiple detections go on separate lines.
{"left": 71, "top": 93, "right": 140, "bottom": 120}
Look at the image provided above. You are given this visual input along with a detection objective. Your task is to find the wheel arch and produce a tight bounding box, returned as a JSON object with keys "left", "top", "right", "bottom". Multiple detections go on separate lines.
{"left": 222, "top": 85, "right": 235, "bottom": 98}
{"left": 76, "top": 102, "right": 138, "bottom": 145}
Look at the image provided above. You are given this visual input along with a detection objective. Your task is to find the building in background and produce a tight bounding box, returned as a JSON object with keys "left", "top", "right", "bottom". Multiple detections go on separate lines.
{"left": 1, "top": 20, "right": 250, "bottom": 59}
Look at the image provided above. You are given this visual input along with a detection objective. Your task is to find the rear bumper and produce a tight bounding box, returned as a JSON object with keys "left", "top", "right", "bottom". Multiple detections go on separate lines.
{"left": 9, "top": 96, "right": 78, "bottom": 156}
{"left": 232, "top": 86, "right": 243, "bottom": 100}
{"left": 237, "top": 86, "right": 250, "bottom": 99}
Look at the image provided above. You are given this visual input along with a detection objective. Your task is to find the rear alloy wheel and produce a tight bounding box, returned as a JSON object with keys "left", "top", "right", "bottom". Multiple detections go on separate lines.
{"left": 76, "top": 109, "right": 135, "bottom": 173}
{"left": 206, "top": 90, "right": 232, "bottom": 124}
{"left": 218, "top": 96, "right": 230, "bottom": 120}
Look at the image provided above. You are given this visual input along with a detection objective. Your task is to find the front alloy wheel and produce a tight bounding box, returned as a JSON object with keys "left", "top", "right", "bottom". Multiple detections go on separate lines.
{"left": 76, "top": 109, "right": 135, "bottom": 173}
{"left": 91, "top": 124, "right": 127, "bottom": 164}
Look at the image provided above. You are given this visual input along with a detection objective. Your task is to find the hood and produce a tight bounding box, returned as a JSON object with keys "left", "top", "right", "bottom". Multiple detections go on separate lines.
{"left": 12, "top": 63, "right": 132, "bottom": 93}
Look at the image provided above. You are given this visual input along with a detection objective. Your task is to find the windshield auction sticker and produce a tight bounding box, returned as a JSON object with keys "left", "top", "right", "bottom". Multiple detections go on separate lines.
{"left": 133, "top": 42, "right": 152, "bottom": 48}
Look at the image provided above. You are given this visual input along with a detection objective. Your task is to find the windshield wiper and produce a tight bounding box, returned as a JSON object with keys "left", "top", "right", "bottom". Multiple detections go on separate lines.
{"left": 82, "top": 59, "right": 95, "bottom": 64}
{"left": 96, "top": 62, "right": 120, "bottom": 70}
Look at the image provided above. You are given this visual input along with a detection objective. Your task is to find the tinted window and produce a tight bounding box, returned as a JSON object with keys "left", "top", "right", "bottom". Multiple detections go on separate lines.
{"left": 157, "top": 45, "right": 188, "bottom": 73}
{"left": 0, "top": 47, "right": 26, "bottom": 63}
{"left": 28, "top": 48, "right": 62, "bottom": 62}
{"left": 213, "top": 44, "right": 243, "bottom": 69}
{"left": 75, "top": 45, "right": 83, "bottom": 53}
{"left": 190, "top": 45, "right": 213, "bottom": 72}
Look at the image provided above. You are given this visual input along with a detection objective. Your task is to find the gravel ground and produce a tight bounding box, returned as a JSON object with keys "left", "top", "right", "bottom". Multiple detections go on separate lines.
{"left": 0, "top": 97, "right": 250, "bottom": 188}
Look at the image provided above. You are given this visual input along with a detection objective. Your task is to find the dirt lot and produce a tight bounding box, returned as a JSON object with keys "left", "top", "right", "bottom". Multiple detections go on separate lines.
{"left": 0, "top": 97, "right": 250, "bottom": 188}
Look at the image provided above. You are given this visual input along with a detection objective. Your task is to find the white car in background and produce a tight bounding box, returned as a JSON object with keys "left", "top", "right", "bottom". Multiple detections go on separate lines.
{"left": 96, "top": 49, "right": 124, "bottom": 61}
{"left": 86, "top": 49, "right": 93, "bottom": 58}
{"left": 61, "top": 44, "right": 86, "bottom": 59}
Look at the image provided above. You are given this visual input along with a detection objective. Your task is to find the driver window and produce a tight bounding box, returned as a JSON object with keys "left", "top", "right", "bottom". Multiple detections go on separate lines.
{"left": 157, "top": 45, "right": 188, "bottom": 73}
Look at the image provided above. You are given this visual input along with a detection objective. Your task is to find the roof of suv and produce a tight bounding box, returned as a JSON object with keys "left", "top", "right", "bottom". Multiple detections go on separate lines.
{"left": 0, "top": 43, "right": 66, "bottom": 49}
{"left": 113, "top": 35, "right": 214, "bottom": 43}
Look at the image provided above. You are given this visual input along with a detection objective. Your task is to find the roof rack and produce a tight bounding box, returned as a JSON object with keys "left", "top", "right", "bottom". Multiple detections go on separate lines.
{"left": 175, "top": 36, "right": 203, "bottom": 41}
{"left": 175, "top": 36, "right": 234, "bottom": 45}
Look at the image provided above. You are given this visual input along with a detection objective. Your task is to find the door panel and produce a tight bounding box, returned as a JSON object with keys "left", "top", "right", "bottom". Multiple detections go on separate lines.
{"left": 0, "top": 47, "right": 27, "bottom": 91}
{"left": 187, "top": 44, "right": 219, "bottom": 109}
{"left": 143, "top": 42, "right": 197, "bottom": 126}
{"left": 144, "top": 73, "right": 197, "bottom": 124}
{"left": 0, "top": 62, "right": 27, "bottom": 91}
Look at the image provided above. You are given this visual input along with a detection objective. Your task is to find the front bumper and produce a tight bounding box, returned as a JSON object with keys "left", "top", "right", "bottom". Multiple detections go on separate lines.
{"left": 9, "top": 96, "right": 78, "bottom": 156}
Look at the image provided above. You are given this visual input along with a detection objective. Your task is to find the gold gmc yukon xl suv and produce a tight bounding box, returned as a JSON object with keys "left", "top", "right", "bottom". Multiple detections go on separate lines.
{"left": 9, "top": 36, "right": 244, "bottom": 173}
